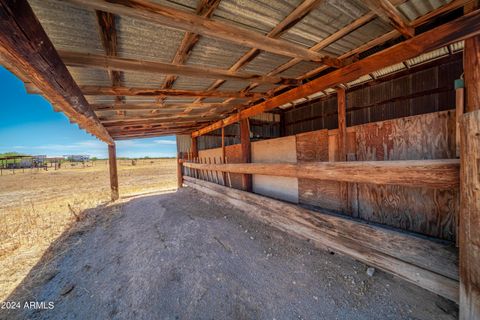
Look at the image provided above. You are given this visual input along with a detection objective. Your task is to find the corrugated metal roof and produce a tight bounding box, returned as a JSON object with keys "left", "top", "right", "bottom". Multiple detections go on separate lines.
{"left": 405, "top": 47, "right": 449, "bottom": 67}
{"left": 186, "top": 37, "right": 250, "bottom": 69}
{"left": 213, "top": 0, "right": 304, "bottom": 34}
{"left": 372, "top": 62, "right": 406, "bottom": 78}
{"left": 397, "top": 0, "right": 453, "bottom": 21}
{"left": 281, "top": 0, "right": 370, "bottom": 48}
{"left": 122, "top": 71, "right": 167, "bottom": 88}
{"left": 29, "top": 0, "right": 104, "bottom": 54}
{"left": 68, "top": 67, "right": 111, "bottom": 86}
{"left": 116, "top": 15, "right": 185, "bottom": 63}
{"left": 172, "top": 76, "right": 216, "bottom": 91}
{"left": 240, "top": 52, "right": 290, "bottom": 75}
{"left": 323, "top": 18, "right": 393, "bottom": 56}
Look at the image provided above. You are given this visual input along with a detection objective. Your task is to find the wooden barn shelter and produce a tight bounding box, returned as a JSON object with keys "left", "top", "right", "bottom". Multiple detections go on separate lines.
{"left": 0, "top": 0, "right": 479, "bottom": 317}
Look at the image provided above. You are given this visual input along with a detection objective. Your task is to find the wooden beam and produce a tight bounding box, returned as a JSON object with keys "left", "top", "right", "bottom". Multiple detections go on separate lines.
{"left": 191, "top": 137, "right": 198, "bottom": 158}
{"left": 92, "top": 102, "right": 231, "bottom": 111}
{"left": 240, "top": 118, "right": 252, "bottom": 191}
{"left": 79, "top": 85, "right": 265, "bottom": 99}
{"left": 177, "top": 153, "right": 183, "bottom": 189}
{"left": 336, "top": 87, "right": 347, "bottom": 161}
{"left": 108, "top": 144, "right": 119, "bottom": 200}
{"left": 60, "top": 51, "right": 300, "bottom": 86}
{"left": 161, "top": 0, "right": 221, "bottom": 91}
{"left": 0, "top": 0, "right": 113, "bottom": 144}
{"left": 459, "top": 110, "right": 480, "bottom": 319}
{"left": 183, "top": 159, "right": 460, "bottom": 189}
{"left": 194, "top": 0, "right": 327, "bottom": 102}
{"left": 102, "top": 118, "right": 218, "bottom": 128}
{"left": 184, "top": 176, "right": 459, "bottom": 302}
{"left": 365, "top": 0, "right": 414, "bottom": 38}
{"left": 192, "top": 9, "right": 480, "bottom": 137}
{"left": 95, "top": 10, "right": 124, "bottom": 111}
{"left": 64, "top": 0, "right": 340, "bottom": 65}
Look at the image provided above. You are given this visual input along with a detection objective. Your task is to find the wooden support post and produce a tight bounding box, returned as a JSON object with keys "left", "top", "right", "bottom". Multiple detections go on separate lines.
{"left": 459, "top": 110, "right": 480, "bottom": 320}
{"left": 108, "top": 144, "right": 119, "bottom": 201}
{"left": 191, "top": 136, "right": 198, "bottom": 158}
{"left": 221, "top": 127, "right": 227, "bottom": 185}
{"left": 336, "top": 87, "right": 349, "bottom": 213}
{"left": 460, "top": 9, "right": 480, "bottom": 316}
{"left": 177, "top": 153, "right": 183, "bottom": 189}
{"left": 240, "top": 118, "right": 252, "bottom": 192}
{"left": 456, "top": 79, "right": 465, "bottom": 158}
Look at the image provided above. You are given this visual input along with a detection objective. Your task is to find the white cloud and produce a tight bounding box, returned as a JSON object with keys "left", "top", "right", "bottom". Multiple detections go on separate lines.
{"left": 154, "top": 139, "right": 176, "bottom": 145}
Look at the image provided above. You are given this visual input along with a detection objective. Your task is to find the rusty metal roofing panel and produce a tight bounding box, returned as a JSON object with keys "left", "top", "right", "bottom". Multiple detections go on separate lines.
{"left": 85, "top": 95, "right": 116, "bottom": 104}
{"left": 217, "top": 80, "right": 251, "bottom": 91}
{"left": 279, "top": 61, "right": 319, "bottom": 78}
{"left": 28, "top": 0, "right": 104, "bottom": 54}
{"left": 202, "top": 98, "right": 227, "bottom": 103}
{"left": 397, "top": 0, "right": 452, "bottom": 21}
{"left": 164, "top": 97, "right": 197, "bottom": 104}
{"left": 172, "top": 76, "right": 216, "bottom": 91}
{"left": 186, "top": 37, "right": 250, "bottom": 69}
{"left": 371, "top": 62, "right": 406, "bottom": 78}
{"left": 240, "top": 52, "right": 291, "bottom": 75}
{"left": 67, "top": 67, "right": 111, "bottom": 86}
{"left": 122, "top": 71, "right": 167, "bottom": 88}
{"left": 405, "top": 47, "right": 449, "bottom": 67}
{"left": 213, "top": 0, "right": 304, "bottom": 34}
{"left": 281, "top": 0, "right": 370, "bottom": 48}
{"left": 249, "top": 83, "right": 276, "bottom": 93}
{"left": 116, "top": 15, "right": 185, "bottom": 63}
{"left": 151, "top": 0, "right": 198, "bottom": 12}
{"left": 323, "top": 18, "right": 393, "bottom": 56}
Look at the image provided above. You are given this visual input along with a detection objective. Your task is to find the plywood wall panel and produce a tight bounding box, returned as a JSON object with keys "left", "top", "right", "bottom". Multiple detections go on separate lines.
{"left": 225, "top": 144, "right": 244, "bottom": 190}
{"left": 251, "top": 136, "right": 298, "bottom": 203}
{"left": 297, "top": 129, "right": 345, "bottom": 213}
{"left": 353, "top": 110, "right": 458, "bottom": 241}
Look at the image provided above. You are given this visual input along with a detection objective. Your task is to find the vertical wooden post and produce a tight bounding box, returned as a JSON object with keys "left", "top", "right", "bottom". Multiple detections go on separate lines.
{"left": 177, "top": 152, "right": 183, "bottom": 189}
{"left": 456, "top": 79, "right": 465, "bottom": 158}
{"left": 460, "top": 14, "right": 480, "bottom": 318}
{"left": 240, "top": 118, "right": 252, "bottom": 192}
{"left": 221, "top": 126, "right": 227, "bottom": 185}
{"left": 108, "top": 143, "right": 119, "bottom": 201}
{"left": 191, "top": 136, "right": 198, "bottom": 158}
{"left": 337, "top": 87, "right": 349, "bottom": 213}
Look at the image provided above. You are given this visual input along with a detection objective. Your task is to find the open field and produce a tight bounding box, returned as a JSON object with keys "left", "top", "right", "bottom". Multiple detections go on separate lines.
{"left": 0, "top": 158, "right": 177, "bottom": 301}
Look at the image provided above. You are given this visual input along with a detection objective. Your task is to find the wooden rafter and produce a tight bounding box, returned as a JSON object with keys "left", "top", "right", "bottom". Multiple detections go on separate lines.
{"left": 192, "top": 9, "right": 480, "bottom": 137}
{"left": 92, "top": 102, "right": 236, "bottom": 111}
{"left": 76, "top": 85, "right": 265, "bottom": 99}
{"left": 241, "top": 0, "right": 471, "bottom": 113}
{"left": 365, "top": 0, "right": 414, "bottom": 38}
{"left": 59, "top": 51, "right": 301, "bottom": 85}
{"left": 195, "top": 0, "right": 327, "bottom": 104}
{"left": 64, "top": 0, "right": 341, "bottom": 66}
{"left": 161, "top": 0, "right": 221, "bottom": 92}
{"left": 0, "top": 0, "right": 113, "bottom": 144}
{"left": 95, "top": 10, "right": 125, "bottom": 114}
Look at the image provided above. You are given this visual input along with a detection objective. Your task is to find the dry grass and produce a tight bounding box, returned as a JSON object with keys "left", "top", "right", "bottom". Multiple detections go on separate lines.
{"left": 0, "top": 158, "right": 177, "bottom": 300}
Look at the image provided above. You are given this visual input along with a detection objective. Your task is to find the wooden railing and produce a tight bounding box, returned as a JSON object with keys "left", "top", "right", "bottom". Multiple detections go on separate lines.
{"left": 181, "top": 159, "right": 460, "bottom": 189}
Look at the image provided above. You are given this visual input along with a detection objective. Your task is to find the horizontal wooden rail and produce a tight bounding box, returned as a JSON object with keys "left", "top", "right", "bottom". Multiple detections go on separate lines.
{"left": 184, "top": 176, "right": 459, "bottom": 302}
{"left": 182, "top": 159, "right": 459, "bottom": 189}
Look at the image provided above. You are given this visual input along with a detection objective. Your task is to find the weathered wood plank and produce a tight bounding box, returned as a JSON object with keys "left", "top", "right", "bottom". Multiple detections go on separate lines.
{"left": 184, "top": 176, "right": 459, "bottom": 302}
{"left": 240, "top": 119, "right": 252, "bottom": 192}
{"left": 60, "top": 51, "right": 300, "bottom": 85}
{"left": 0, "top": 0, "right": 113, "bottom": 144}
{"left": 365, "top": 0, "right": 414, "bottom": 38}
{"left": 108, "top": 144, "right": 119, "bottom": 200}
{"left": 459, "top": 81, "right": 480, "bottom": 320}
{"left": 183, "top": 159, "right": 460, "bottom": 189}
{"left": 41, "top": 85, "right": 266, "bottom": 99}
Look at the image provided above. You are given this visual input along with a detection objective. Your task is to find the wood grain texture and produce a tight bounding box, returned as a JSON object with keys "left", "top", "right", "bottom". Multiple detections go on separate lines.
{"left": 459, "top": 110, "right": 480, "bottom": 319}
{"left": 108, "top": 144, "right": 119, "bottom": 201}
{"left": 354, "top": 111, "right": 458, "bottom": 240}
{"left": 225, "top": 144, "right": 244, "bottom": 190}
{"left": 185, "top": 176, "right": 459, "bottom": 302}
{"left": 296, "top": 129, "right": 344, "bottom": 212}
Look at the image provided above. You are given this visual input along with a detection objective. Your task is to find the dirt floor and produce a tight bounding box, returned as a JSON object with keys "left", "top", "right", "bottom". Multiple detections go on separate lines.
{"left": 0, "top": 158, "right": 177, "bottom": 301}
{"left": 2, "top": 188, "right": 457, "bottom": 320}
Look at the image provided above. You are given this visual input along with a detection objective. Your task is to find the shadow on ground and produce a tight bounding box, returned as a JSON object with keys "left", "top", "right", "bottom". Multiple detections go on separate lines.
{"left": 1, "top": 188, "right": 457, "bottom": 320}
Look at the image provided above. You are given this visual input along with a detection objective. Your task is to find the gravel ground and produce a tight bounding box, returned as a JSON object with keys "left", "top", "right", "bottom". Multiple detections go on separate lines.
{"left": 2, "top": 188, "right": 457, "bottom": 320}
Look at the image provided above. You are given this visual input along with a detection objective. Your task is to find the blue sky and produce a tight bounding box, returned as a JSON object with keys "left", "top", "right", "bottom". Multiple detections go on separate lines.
{"left": 0, "top": 67, "right": 176, "bottom": 158}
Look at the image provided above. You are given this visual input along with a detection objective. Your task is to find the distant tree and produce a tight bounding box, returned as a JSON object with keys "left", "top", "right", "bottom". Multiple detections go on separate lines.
{"left": 144, "top": 156, "right": 150, "bottom": 159}
{"left": 91, "top": 156, "right": 98, "bottom": 161}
